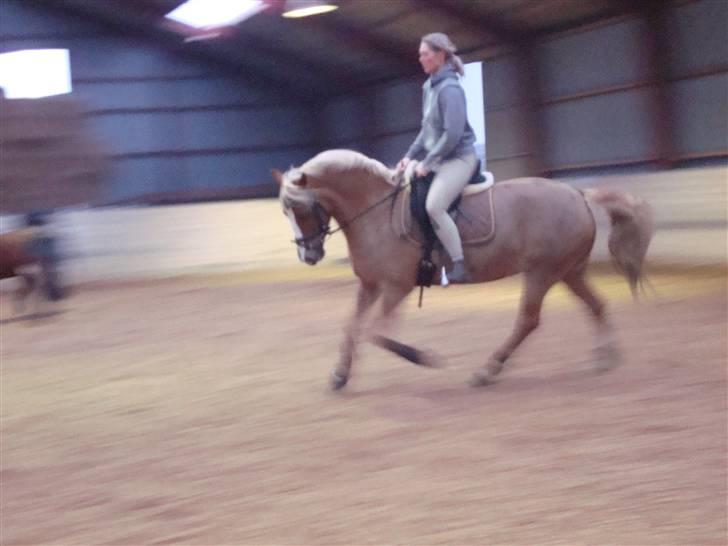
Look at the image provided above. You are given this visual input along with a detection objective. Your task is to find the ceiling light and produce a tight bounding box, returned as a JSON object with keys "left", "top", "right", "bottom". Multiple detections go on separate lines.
{"left": 165, "top": 0, "right": 267, "bottom": 29}
{"left": 282, "top": 0, "right": 338, "bottom": 18}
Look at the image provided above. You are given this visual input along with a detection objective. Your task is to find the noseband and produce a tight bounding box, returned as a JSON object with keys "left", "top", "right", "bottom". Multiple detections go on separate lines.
{"left": 292, "top": 201, "right": 331, "bottom": 251}
{"left": 288, "top": 174, "right": 411, "bottom": 251}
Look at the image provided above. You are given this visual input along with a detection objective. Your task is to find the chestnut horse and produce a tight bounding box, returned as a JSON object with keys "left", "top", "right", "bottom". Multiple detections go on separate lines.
{"left": 0, "top": 215, "right": 65, "bottom": 314}
{"left": 273, "top": 150, "right": 653, "bottom": 389}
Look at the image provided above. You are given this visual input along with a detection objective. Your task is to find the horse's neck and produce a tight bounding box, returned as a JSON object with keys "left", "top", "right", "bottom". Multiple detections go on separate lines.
{"left": 318, "top": 174, "right": 394, "bottom": 229}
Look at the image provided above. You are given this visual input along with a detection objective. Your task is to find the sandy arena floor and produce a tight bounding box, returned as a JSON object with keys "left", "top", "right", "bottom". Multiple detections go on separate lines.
{"left": 1, "top": 267, "right": 726, "bottom": 545}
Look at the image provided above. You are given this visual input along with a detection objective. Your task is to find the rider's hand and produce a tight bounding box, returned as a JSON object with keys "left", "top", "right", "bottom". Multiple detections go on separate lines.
{"left": 396, "top": 157, "right": 411, "bottom": 173}
{"left": 414, "top": 163, "right": 430, "bottom": 178}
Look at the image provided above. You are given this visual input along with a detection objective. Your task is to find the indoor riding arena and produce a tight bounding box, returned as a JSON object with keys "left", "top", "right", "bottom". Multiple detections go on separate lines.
{"left": 1, "top": 1, "right": 726, "bottom": 545}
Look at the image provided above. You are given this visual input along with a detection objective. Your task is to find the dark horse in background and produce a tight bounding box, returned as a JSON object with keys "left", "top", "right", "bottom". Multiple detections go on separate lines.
{"left": 1, "top": 212, "right": 66, "bottom": 316}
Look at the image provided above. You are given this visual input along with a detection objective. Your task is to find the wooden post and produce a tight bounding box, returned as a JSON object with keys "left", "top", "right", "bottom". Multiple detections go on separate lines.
{"left": 643, "top": 0, "right": 676, "bottom": 167}
{"left": 518, "top": 41, "right": 548, "bottom": 176}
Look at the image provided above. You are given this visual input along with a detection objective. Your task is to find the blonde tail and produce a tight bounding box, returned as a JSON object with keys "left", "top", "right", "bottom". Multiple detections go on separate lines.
{"left": 584, "top": 189, "right": 654, "bottom": 299}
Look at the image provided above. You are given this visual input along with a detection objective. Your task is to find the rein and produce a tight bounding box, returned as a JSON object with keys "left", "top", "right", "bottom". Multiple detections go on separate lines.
{"left": 292, "top": 176, "right": 410, "bottom": 248}
{"left": 327, "top": 178, "right": 410, "bottom": 237}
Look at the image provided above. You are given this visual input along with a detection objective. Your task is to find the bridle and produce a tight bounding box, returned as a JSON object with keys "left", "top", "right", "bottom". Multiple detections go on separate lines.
{"left": 289, "top": 176, "right": 411, "bottom": 251}
{"left": 291, "top": 201, "right": 331, "bottom": 251}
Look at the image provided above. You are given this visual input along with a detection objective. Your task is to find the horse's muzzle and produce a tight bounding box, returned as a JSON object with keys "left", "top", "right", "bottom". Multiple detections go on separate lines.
{"left": 302, "top": 247, "right": 325, "bottom": 265}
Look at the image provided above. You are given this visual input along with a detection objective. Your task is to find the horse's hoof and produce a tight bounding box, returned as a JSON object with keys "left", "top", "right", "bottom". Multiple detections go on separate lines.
{"left": 487, "top": 358, "right": 504, "bottom": 376}
{"left": 594, "top": 344, "right": 621, "bottom": 374}
{"left": 468, "top": 368, "right": 496, "bottom": 387}
{"left": 468, "top": 358, "right": 504, "bottom": 387}
{"left": 329, "top": 370, "right": 349, "bottom": 391}
{"left": 417, "top": 350, "right": 442, "bottom": 369}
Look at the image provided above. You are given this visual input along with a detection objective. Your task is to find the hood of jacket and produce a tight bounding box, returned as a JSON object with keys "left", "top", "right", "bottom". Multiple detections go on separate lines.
{"left": 428, "top": 63, "right": 459, "bottom": 88}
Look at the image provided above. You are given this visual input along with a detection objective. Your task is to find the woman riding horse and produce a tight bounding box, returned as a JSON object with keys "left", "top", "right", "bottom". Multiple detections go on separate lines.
{"left": 274, "top": 149, "right": 652, "bottom": 390}
{"left": 396, "top": 32, "right": 478, "bottom": 284}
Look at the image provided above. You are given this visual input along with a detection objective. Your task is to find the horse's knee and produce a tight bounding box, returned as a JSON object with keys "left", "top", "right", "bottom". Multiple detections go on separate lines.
{"left": 519, "top": 313, "right": 540, "bottom": 334}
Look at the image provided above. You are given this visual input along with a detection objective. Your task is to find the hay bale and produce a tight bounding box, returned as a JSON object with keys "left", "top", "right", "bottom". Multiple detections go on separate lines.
{"left": 0, "top": 95, "right": 110, "bottom": 213}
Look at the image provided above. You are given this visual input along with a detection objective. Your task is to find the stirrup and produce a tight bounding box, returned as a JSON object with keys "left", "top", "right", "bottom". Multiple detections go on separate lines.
{"left": 443, "top": 261, "right": 470, "bottom": 285}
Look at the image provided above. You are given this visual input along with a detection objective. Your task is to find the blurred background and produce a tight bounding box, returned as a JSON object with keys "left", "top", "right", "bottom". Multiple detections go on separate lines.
{"left": 1, "top": 1, "right": 726, "bottom": 544}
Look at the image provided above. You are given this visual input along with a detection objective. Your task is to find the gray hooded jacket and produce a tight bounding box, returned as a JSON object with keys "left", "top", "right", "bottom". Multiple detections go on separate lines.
{"left": 405, "top": 63, "right": 476, "bottom": 170}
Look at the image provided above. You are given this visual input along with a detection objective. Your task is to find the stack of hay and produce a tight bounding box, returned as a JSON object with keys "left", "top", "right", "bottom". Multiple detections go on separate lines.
{"left": 0, "top": 95, "right": 109, "bottom": 213}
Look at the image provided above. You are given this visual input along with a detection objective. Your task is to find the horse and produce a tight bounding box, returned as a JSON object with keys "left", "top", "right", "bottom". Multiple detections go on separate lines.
{"left": 272, "top": 149, "right": 653, "bottom": 390}
{"left": 0, "top": 214, "right": 66, "bottom": 315}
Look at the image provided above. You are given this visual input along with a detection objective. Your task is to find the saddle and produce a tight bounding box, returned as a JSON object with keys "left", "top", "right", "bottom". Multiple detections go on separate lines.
{"left": 398, "top": 160, "right": 497, "bottom": 294}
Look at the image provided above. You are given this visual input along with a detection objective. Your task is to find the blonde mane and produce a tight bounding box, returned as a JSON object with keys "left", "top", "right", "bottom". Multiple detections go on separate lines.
{"left": 280, "top": 149, "right": 396, "bottom": 208}
{"left": 301, "top": 149, "right": 395, "bottom": 184}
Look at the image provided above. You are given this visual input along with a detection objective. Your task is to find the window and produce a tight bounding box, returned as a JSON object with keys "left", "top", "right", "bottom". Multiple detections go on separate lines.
{"left": 463, "top": 62, "right": 486, "bottom": 167}
{"left": 0, "top": 49, "right": 72, "bottom": 99}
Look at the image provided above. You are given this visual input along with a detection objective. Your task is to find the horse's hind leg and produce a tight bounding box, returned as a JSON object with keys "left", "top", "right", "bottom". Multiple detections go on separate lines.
{"left": 563, "top": 268, "right": 621, "bottom": 372}
{"left": 470, "top": 271, "right": 556, "bottom": 386}
{"left": 331, "top": 282, "right": 380, "bottom": 390}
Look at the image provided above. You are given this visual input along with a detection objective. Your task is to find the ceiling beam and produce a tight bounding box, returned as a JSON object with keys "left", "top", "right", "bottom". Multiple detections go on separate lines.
{"left": 641, "top": 0, "right": 676, "bottom": 165}
{"left": 230, "top": 29, "right": 365, "bottom": 93}
{"left": 533, "top": 0, "right": 639, "bottom": 37}
{"left": 295, "top": 13, "right": 418, "bottom": 74}
{"left": 413, "top": 0, "right": 529, "bottom": 44}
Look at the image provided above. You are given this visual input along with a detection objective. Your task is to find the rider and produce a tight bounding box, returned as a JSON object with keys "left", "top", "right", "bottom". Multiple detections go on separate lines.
{"left": 25, "top": 211, "right": 63, "bottom": 297}
{"left": 397, "top": 32, "right": 478, "bottom": 284}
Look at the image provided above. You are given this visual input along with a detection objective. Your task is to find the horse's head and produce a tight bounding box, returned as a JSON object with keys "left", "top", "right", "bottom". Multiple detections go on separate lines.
{"left": 273, "top": 168, "right": 331, "bottom": 266}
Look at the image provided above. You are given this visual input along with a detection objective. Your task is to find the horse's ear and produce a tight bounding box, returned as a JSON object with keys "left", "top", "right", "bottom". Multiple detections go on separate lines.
{"left": 271, "top": 169, "right": 284, "bottom": 186}
{"left": 289, "top": 169, "right": 307, "bottom": 187}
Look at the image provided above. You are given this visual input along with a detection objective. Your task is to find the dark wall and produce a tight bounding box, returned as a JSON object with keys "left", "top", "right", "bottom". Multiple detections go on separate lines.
{"left": 0, "top": 0, "right": 318, "bottom": 204}
{"left": 538, "top": 18, "right": 654, "bottom": 168}
{"left": 665, "top": 0, "right": 728, "bottom": 159}
{"left": 319, "top": 78, "right": 422, "bottom": 167}
{"left": 539, "top": 0, "right": 728, "bottom": 171}
{"left": 2, "top": 0, "right": 725, "bottom": 201}
{"left": 480, "top": 54, "right": 535, "bottom": 179}
{"left": 319, "top": 0, "right": 727, "bottom": 180}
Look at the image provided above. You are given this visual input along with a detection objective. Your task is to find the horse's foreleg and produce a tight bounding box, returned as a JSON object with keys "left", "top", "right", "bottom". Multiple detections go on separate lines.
{"left": 563, "top": 268, "right": 620, "bottom": 372}
{"left": 14, "top": 273, "right": 36, "bottom": 315}
{"left": 331, "top": 282, "right": 380, "bottom": 390}
{"left": 372, "top": 336, "right": 433, "bottom": 366}
{"left": 370, "top": 283, "right": 435, "bottom": 367}
{"left": 471, "top": 271, "right": 555, "bottom": 386}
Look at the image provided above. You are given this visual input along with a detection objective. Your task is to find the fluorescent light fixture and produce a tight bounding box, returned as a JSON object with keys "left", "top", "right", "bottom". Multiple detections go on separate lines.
{"left": 282, "top": 0, "right": 338, "bottom": 18}
{"left": 184, "top": 31, "right": 223, "bottom": 43}
{"left": 0, "top": 49, "right": 72, "bottom": 99}
{"left": 165, "top": 0, "right": 267, "bottom": 29}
